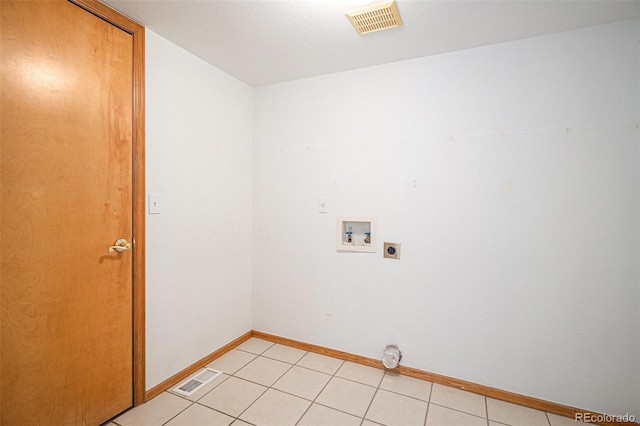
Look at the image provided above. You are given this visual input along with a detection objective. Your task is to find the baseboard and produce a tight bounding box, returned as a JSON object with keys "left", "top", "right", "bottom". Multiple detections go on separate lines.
{"left": 145, "top": 330, "right": 252, "bottom": 401}
{"left": 252, "top": 330, "right": 638, "bottom": 426}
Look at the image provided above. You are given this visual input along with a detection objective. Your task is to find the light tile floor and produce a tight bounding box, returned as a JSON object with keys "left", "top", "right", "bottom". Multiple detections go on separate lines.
{"left": 112, "top": 338, "right": 580, "bottom": 426}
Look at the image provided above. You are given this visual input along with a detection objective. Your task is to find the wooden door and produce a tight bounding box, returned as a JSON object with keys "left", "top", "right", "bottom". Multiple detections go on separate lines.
{"left": 1, "top": 1, "right": 144, "bottom": 424}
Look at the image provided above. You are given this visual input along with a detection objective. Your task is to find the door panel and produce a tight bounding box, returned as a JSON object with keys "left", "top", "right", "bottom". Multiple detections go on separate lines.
{"left": 1, "top": 1, "right": 134, "bottom": 423}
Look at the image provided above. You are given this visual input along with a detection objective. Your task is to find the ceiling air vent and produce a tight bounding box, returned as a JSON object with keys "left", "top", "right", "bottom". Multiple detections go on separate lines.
{"left": 346, "top": 1, "right": 403, "bottom": 35}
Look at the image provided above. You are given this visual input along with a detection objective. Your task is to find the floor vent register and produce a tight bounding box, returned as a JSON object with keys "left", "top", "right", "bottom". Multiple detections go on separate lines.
{"left": 172, "top": 367, "right": 223, "bottom": 397}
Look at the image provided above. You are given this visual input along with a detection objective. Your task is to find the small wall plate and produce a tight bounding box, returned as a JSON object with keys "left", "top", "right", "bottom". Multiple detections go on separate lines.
{"left": 384, "top": 242, "right": 400, "bottom": 259}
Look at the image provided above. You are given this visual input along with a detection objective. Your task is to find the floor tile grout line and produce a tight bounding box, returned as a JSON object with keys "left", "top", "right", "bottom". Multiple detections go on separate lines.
{"left": 331, "top": 375, "right": 379, "bottom": 390}
{"left": 226, "top": 379, "right": 269, "bottom": 424}
{"left": 335, "top": 361, "right": 386, "bottom": 387}
{"left": 361, "top": 369, "right": 402, "bottom": 425}
{"left": 192, "top": 400, "right": 240, "bottom": 420}
{"left": 262, "top": 354, "right": 307, "bottom": 365}
{"left": 272, "top": 384, "right": 325, "bottom": 404}
{"left": 297, "top": 355, "right": 363, "bottom": 424}
{"left": 485, "top": 394, "right": 490, "bottom": 426}
{"left": 159, "top": 394, "right": 195, "bottom": 426}
{"left": 294, "top": 354, "right": 345, "bottom": 376}
{"left": 377, "top": 385, "right": 433, "bottom": 404}
{"left": 292, "top": 359, "right": 322, "bottom": 426}
{"left": 234, "top": 339, "right": 276, "bottom": 356}
{"left": 312, "top": 402, "right": 367, "bottom": 423}
{"left": 425, "top": 382, "right": 493, "bottom": 422}
{"left": 428, "top": 401, "right": 491, "bottom": 421}
{"left": 232, "top": 356, "right": 295, "bottom": 384}
{"left": 308, "top": 356, "right": 355, "bottom": 416}
{"left": 271, "top": 349, "right": 332, "bottom": 408}
{"left": 421, "top": 380, "right": 434, "bottom": 426}
{"left": 262, "top": 343, "right": 309, "bottom": 364}
{"left": 193, "top": 375, "right": 266, "bottom": 423}
{"left": 235, "top": 347, "right": 268, "bottom": 356}
{"left": 322, "top": 361, "right": 378, "bottom": 421}
{"left": 361, "top": 383, "right": 381, "bottom": 425}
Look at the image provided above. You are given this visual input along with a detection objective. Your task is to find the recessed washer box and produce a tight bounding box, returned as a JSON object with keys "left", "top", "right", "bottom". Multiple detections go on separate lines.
{"left": 337, "top": 217, "right": 376, "bottom": 253}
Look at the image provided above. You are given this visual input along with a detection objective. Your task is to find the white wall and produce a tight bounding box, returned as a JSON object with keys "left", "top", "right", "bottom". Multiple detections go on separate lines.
{"left": 253, "top": 20, "right": 640, "bottom": 416}
{"left": 145, "top": 29, "right": 253, "bottom": 390}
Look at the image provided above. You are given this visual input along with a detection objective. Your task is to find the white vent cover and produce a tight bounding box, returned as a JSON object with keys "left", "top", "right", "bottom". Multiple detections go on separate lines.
{"left": 346, "top": 1, "right": 403, "bottom": 35}
{"left": 173, "top": 367, "right": 222, "bottom": 397}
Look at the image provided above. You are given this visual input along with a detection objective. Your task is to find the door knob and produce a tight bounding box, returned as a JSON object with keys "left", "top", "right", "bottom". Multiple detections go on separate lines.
{"left": 108, "top": 238, "right": 132, "bottom": 253}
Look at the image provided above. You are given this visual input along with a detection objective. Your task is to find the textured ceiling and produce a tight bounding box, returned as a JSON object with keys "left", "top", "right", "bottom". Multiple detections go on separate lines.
{"left": 102, "top": 0, "right": 640, "bottom": 87}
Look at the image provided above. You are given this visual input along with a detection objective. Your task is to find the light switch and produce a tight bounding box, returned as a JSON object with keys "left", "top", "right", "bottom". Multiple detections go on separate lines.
{"left": 318, "top": 197, "right": 328, "bottom": 213}
{"left": 148, "top": 194, "right": 160, "bottom": 215}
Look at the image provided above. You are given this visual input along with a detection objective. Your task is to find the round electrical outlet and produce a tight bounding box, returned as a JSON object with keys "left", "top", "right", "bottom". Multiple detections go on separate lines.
{"left": 383, "top": 242, "right": 400, "bottom": 259}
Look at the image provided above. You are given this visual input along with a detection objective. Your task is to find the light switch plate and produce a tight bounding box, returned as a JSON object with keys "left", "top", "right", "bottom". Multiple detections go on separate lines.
{"left": 318, "top": 197, "right": 328, "bottom": 213}
{"left": 148, "top": 194, "right": 160, "bottom": 215}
